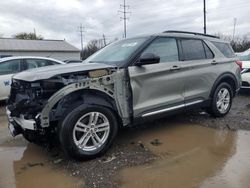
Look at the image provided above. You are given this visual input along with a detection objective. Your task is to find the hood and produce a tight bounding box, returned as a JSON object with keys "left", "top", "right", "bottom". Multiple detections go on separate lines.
{"left": 13, "top": 63, "right": 115, "bottom": 82}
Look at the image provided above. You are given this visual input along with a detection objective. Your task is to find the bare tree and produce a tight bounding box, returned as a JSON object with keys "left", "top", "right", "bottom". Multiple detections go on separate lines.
{"left": 81, "top": 39, "right": 105, "bottom": 60}
{"left": 214, "top": 33, "right": 250, "bottom": 52}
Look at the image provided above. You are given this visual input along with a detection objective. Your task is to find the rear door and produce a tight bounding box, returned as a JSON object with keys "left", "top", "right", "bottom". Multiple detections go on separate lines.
{"left": 128, "top": 37, "right": 185, "bottom": 117}
{"left": 0, "top": 59, "right": 21, "bottom": 100}
{"left": 178, "top": 38, "right": 217, "bottom": 104}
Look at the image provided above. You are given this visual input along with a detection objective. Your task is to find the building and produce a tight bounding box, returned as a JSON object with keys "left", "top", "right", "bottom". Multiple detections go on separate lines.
{"left": 0, "top": 38, "right": 80, "bottom": 61}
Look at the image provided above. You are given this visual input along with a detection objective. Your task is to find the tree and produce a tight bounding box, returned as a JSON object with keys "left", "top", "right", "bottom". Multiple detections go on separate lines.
{"left": 214, "top": 33, "right": 250, "bottom": 52}
{"left": 13, "top": 32, "right": 43, "bottom": 40}
{"left": 81, "top": 39, "right": 104, "bottom": 60}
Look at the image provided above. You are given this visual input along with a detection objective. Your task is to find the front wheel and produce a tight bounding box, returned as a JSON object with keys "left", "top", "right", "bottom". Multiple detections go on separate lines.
{"left": 207, "top": 82, "right": 233, "bottom": 117}
{"left": 59, "top": 104, "right": 118, "bottom": 160}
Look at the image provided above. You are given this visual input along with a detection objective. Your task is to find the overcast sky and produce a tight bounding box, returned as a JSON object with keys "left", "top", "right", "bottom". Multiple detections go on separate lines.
{"left": 0, "top": 0, "right": 249, "bottom": 49}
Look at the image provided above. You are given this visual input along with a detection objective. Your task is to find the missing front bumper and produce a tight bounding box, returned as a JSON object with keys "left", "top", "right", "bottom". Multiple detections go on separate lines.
{"left": 6, "top": 107, "right": 37, "bottom": 135}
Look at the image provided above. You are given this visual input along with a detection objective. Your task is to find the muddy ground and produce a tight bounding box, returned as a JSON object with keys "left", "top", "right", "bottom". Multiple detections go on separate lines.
{"left": 0, "top": 91, "right": 250, "bottom": 188}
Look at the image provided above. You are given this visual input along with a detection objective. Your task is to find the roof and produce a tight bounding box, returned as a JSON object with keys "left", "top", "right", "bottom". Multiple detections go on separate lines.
{"left": 0, "top": 38, "right": 80, "bottom": 52}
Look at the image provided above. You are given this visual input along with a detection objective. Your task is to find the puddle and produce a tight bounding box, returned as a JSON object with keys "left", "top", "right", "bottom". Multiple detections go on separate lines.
{"left": 0, "top": 144, "right": 85, "bottom": 188}
{"left": 0, "top": 105, "right": 84, "bottom": 188}
{"left": 118, "top": 124, "right": 250, "bottom": 188}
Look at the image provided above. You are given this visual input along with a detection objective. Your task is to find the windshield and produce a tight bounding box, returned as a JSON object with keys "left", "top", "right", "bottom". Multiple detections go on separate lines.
{"left": 86, "top": 37, "right": 148, "bottom": 67}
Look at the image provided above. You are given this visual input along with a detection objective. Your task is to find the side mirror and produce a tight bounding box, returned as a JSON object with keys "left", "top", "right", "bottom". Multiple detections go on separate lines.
{"left": 136, "top": 53, "right": 160, "bottom": 66}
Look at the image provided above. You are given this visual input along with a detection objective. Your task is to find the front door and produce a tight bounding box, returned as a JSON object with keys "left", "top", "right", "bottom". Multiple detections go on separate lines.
{"left": 128, "top": 37, "right": 185, "bottom": 117}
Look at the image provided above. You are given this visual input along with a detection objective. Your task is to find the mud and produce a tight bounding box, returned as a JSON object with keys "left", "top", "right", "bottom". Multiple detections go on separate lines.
{"left": 118, "top": 125, "right": 250, "bottom": 188}
{"left": 0, "top": 104, "right": 84, "bottom": 188}
{"left": 0, "top": 93, "right": 250, "bottom": 188}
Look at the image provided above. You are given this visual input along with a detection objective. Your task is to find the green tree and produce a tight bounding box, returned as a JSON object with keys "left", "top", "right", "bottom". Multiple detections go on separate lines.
{"left": 13, "top": 32, "right": 43, "bottom": 40}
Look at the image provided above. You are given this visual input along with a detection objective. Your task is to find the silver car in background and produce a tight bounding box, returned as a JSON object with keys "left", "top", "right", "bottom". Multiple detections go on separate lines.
{"left": 6, "top": 31, "right": 241, "bottom": 160}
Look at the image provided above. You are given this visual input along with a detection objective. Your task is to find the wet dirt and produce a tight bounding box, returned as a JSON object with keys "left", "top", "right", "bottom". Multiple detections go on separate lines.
{"left": 0, "top": 93, "right": 250, "bottom": 188}
{"left": 117, "top": 124, "right": 250, "bottom": 188}
{"left": 0, "top": 104, "right": 84, "bottom": 188}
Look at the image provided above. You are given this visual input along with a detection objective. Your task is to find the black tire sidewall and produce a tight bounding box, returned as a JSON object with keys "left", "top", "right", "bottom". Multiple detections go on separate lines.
{"left": 211, "top": 82, "right": 233, "bottom": 117}
{"left": 59, "top": 104, "right": 118, "bottom": 160}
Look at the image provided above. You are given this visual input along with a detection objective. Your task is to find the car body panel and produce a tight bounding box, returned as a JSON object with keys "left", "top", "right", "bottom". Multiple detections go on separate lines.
{"left": 129, "top": 61, "right": 185, "bottom": 117}
{"left": 0, "top": 73, "right": 13, "bottom": 100}
{"left": 13, "top": 63, "right": 115, "bottom": 81}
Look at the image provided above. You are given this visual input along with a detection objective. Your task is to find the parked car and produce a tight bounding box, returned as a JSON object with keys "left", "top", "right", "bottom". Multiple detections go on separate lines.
{"left": 64, "top": 59, "right": 83, "bottom": 64}
{"left": 236, "top": 50, "right": 250, "bottom": 89}
{"left": 6, "top": 31, "right": 241, "bottom": 160}
{"left": 0, "top": 56, "right": 65, "bottom": 101}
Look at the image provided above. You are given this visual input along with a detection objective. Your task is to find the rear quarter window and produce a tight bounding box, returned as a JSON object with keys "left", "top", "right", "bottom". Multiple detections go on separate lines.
{"left": 212, "top": 42, "right": 235, "bottom": 58}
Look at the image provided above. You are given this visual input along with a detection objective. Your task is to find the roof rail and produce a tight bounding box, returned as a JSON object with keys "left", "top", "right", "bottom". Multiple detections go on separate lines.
{"left": 163, "top": 30, "right": 219, "bottom": 39}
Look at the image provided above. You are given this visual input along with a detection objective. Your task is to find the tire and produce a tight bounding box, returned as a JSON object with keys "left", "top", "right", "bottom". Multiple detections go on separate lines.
{"left": 58, "top": 104, "right": 118, "bottom": 160}
{"left": 207, "top": 82, "right": 233, "bottom": 117}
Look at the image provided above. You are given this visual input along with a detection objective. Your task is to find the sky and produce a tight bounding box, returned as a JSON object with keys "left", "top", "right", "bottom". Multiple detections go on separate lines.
{"left": 0, "top": 0, "right": 249, "bottom": 49}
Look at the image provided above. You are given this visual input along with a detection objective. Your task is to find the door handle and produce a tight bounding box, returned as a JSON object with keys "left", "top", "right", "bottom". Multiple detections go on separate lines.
{"left": 170, "top": 65, "right": 181, "bottom": 71}
{"left": 211, "top": 60, "right": 218, "bottom": 65}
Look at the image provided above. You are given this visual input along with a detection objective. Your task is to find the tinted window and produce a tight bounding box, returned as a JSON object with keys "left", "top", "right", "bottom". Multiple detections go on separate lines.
{"left": 212, "top": 42, "right": 235, "bottom": 58}
{"left": 142, "top": 37, "right": 179, "bottom": 62}
{"left": 203, "top": 43, "right": 214, "bottom": 59}
{"left": 25, "top": 59, "right": 57, "bottom": 70}
{"left": 181, "top": 39, "right": 206, "bottom": 60}
{"left": 0, "top": 60, "right": 21, "bottom": 75}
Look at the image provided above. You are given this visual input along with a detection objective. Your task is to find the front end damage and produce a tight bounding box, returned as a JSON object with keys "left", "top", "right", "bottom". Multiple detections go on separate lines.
{"left": 6, "top": 68, "right": 132, "bottom": 139}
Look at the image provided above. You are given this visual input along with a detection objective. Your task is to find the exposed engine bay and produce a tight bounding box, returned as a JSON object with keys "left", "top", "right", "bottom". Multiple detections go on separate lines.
{"left": 7, "top": 68, "right": 132, "bottom": 137}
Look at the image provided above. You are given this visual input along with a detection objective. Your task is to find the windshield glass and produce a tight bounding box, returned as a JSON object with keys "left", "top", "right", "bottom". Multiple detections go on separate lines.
{"left": 86, "top": 37, "right": 148, "bottom": 67}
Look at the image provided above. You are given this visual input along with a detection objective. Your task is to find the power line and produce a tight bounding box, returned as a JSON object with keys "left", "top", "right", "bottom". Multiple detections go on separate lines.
{"left": 118, "top": 0, "right": 131, "bottom": 38}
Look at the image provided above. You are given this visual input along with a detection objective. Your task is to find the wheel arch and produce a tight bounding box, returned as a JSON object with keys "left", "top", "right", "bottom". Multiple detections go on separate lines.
{"left": 210, "top": 72, "right": 238, "bottom": 98}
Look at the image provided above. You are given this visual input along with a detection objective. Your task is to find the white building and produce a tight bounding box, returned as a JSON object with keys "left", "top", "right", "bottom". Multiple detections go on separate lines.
{"left": 0, "top": 38, "right": 80, "bottom": 61}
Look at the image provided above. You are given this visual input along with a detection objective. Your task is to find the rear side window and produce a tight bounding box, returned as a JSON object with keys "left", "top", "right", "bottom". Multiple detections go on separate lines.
{"left": 212, "top": 42, "right": 235, "bottom": 58}
{"left": 142, "top": 37, "right": 179, "bottom": 62}
{"left": 0, "top": 60, "right": 21, "bottom": 75}
{"left": 181, "top": 39, "right": 206, "bottom": 60}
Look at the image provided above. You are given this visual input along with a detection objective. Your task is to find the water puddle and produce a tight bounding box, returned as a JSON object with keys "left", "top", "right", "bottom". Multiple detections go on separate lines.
{"left": 0, "top": 143, "right": 85, "bottom": 188}
{"left": 118, "top": 124, "right": 250, "bottom": 188}
{"left": 0, "top": 105, "right": 84, "bottom": 188}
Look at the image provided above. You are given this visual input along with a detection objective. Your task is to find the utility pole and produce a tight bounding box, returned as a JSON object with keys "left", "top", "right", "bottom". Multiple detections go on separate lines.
{"left": 34, "top": 28, "right": 36, "bottom": 36}
{"left": 203, "top": 0, "right": 206, "bottom": 34}
{"left": 78, "top": 24, "right": 85, "bottom": 59}
{"left": 233, "top": 18, "right": 237, "bottom": 41}
{"left": 103, "top": 34, "right": 107, "bottom": 46}
{"left": 118, "top": 0, "right": 131, "bottom": 38}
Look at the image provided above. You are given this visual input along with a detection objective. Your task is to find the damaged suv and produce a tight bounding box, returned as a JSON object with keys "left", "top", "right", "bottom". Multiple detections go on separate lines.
{"left": 6, "top": 31, "right": 241, "bottom": 159}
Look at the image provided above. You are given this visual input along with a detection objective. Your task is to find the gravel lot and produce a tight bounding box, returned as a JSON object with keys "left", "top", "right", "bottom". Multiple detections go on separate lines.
{"left": 0, "top": 91, "right": 250, "bottom": 188}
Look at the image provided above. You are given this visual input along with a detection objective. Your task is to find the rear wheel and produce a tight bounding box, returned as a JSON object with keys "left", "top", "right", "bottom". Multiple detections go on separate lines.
{"left": 208, "top": 82, "right": 233, "bottom": 117}
{"left": 207, "top": 82, "right": 233, "bottom": 117}
{"left": 59, "top": 104, "right": 118, "bottom": 160}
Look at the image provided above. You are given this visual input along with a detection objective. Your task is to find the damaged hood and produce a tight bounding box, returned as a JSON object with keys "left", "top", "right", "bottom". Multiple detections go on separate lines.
{"left": 13, "top": 63, "right": 115, "bottom": 82}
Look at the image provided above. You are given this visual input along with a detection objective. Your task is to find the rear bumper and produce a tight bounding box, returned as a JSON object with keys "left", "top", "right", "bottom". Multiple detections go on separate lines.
{"left": 6, "top": 107, "right": 37, "bottom": 136}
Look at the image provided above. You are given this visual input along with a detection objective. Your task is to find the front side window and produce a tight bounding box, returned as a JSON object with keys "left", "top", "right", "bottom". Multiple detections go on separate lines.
{"left": 181, "top": 39, "right": 206, "bottom": 61}
{"left": 0, "top": 60, "right": 21, "bottom": 75}
{"left": 141, "top": 37, "right": 179, "bottom": 62}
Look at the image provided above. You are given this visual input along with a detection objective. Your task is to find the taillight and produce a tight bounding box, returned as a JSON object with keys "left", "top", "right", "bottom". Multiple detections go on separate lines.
{"left": 235, "top": 60, "right": 242, "bottom": 71}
